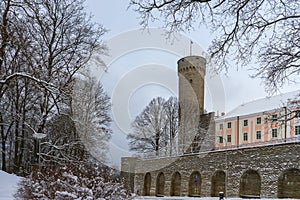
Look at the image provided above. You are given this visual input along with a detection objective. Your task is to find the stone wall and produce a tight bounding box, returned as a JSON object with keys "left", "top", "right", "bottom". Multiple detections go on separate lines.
{"left": 121, "top": 142, "right": 300, "bottom": 198}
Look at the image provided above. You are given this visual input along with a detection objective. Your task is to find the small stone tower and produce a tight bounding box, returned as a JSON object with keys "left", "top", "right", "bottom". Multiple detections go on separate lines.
{"left": 177, "top": 56, "right": 206, "bottom": 153}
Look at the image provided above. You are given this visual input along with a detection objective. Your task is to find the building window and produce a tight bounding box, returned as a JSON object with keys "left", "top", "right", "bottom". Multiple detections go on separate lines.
{"left": 189, "top": 79, "right": 193, "bottom": 84}
{"left": 295, "top": 126, "right": 300, "bottom": 135}
{"left": 272, "top": 129, "right": 278, "bottom": 138}
{"left": 272, "top": 114, "right": 278, "bottom": 122}
{"left": 227, "top": 122, "right": 231, "bottom": 129}
{"left": 219, "top": 136, "right": 223, "bottom": 143}
{"left": 244, "top": 120, "right": 248, "bottom": 126}
{"left": 227, "top": 135, "right": 232, "bottom": 143}
{"left": 256, "top": 117, "right": 261, "bottom": 124}
{"left": 256, "top": 131, "right": 261, "bottom": 140}
{"left": 243, "top": 132, "right": 248, "bottom": 141}
{"left": 219, "top": 124, "right": 223, "bottom": 130}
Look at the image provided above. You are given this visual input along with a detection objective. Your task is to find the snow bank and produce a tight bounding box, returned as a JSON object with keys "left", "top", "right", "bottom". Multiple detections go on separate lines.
{"left": 134, "top": 197, "right": 297, "bottom": 200}
{"left": 0, "top": 170, "right": 21, "bottom": 200}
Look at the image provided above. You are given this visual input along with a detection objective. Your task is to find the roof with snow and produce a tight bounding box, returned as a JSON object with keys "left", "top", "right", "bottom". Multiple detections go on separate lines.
{"left": 217, "top": 90, "right": 300, "bottom": 120}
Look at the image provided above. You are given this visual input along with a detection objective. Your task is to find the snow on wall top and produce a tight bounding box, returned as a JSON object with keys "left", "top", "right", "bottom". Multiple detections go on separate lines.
{"left": 216, "top": 90, "right": 300, "bottom": 120}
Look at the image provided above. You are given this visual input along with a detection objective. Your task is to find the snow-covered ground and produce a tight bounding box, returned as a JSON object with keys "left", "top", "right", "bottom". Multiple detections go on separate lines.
{"left": 0, "top": 170, "right": 297, "bottom": 200}
{"left": 0, "top": 170, "right": 21, "bottom": 200}
{"left": 135, "top": 197, "right": 225, "bottom": 200}
{"left": 134, "top": 196, "right": 298, "bottom": 200}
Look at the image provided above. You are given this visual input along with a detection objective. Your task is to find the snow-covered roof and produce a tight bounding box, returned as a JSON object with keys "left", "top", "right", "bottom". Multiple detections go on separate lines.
{"left": 217, "top": 90, "right": 300, "bottom": 120}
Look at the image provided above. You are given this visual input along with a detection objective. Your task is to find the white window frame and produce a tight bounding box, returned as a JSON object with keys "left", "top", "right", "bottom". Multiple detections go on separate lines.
{"left": 256, "top": 130, "right": 261, "bottom": 140}
{"left": 272, "top": 128, "right": 278, "bottom": 138}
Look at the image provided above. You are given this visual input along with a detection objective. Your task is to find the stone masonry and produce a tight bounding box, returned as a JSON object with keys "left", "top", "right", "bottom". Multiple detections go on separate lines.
{"left": 121, "top": 142, "right": 300, "bottom": 198}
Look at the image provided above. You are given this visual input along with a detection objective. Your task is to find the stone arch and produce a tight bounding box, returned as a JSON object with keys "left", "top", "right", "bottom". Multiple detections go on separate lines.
{"left": 278, "top": 168, "right": 300, "bottom": 198}
{"left": 188, "top": 171, "right": 201, "bottom": 197}
{"left": 143, "top": 172, "right": 151, "bottom": 196}
{"left": 155, "top": 172, "right": 165, "bottom": 196}
{"left": 211, "top": 170, "right": 226, "bottom": 197}
{"left": 239, "top": 169, "right": 261, "bottom": 198}
{"left": 170, "top": 171, "right": 181, "bottom": 196}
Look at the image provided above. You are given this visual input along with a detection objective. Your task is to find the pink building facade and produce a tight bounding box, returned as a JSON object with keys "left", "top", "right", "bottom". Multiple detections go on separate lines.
{"left": 215, "top": 91, "right": 300, "bottom": 149}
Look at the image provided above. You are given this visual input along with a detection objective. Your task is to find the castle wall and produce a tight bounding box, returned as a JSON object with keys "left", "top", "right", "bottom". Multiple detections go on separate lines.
{"left": 123, "top": 142, "right": 300, "bottom": 198}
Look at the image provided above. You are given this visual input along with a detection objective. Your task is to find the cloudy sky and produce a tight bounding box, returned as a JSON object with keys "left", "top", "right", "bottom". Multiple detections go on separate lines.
{"left": 84, "top": 0, "right": 299, "bottom": 167}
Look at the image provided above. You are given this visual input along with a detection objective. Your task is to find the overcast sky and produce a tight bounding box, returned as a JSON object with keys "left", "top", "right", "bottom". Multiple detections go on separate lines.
{"left": 84, "top": 0, "right": 300, "bottom": 167}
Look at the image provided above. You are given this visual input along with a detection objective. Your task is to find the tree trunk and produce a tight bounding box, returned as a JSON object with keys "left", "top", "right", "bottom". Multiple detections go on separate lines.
{"left": 155, "top": 132, "right": 159, "bottom": 156}
{"left": 13, "top": 121, "right": 19, "bottom": 173}
{"left": 1, "top": 115, "right": 6, "bottom": 171}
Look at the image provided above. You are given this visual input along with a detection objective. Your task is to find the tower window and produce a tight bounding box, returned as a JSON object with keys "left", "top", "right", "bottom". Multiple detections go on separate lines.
{"left": 189, "top": 79, "right": 193, "bottom": 84}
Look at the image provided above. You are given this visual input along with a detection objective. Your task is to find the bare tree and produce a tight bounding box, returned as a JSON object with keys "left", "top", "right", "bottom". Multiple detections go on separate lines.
{"left": 72, "top": 69, "right": 112, "bottom": 163}
{"left": 129, "top": 0, "right": 300, "bottom": 91}
{"left": 164, "top": 96, "right": 178, "bottom": 155}
{"left": 0, "top": 0, "right": 106, "bottom": 174}
{"left": 41, "top": 70, "right": 112, "bottom": 166}
{"left": 127, "top": 97, "right": 178, "bottom": 156}
{"left": 43, "top": 113, "right": 86, "bottom": 165}
{"left": 128, "top": 97, "right": 167, "bottom": 156}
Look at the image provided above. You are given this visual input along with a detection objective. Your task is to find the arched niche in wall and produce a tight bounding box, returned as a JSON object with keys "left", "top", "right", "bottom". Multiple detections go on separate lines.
{"left": 211, "top": 170, "right": 226, "bottom": 197}
{"left": 188, "top": 171, "right": 201, "bottom": 197}
{"left": 143, "top": 172, "right": 151, "bottom": 196}
{"left": 239, "top": 169, "right": 261, "bottom": 198}
{"left": 170, "top": 171, "right": 181, "bottom": 196}
{"left": 155, "top": 172, "right": 165, "bottom": 196}
{"left": 278, "top": 168, "right": 300, "bottom": 198}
